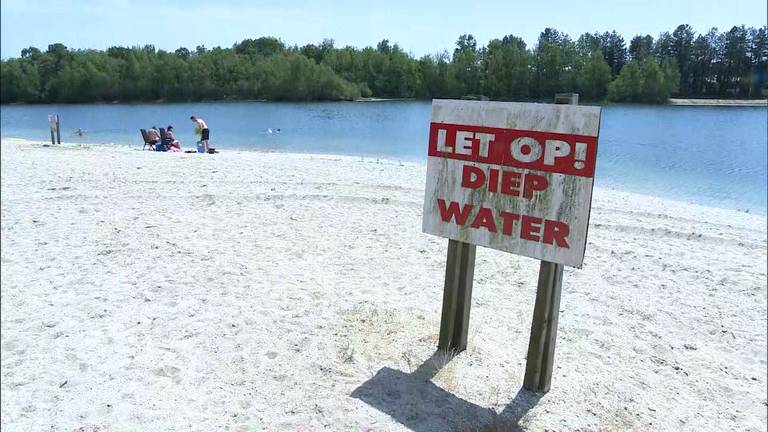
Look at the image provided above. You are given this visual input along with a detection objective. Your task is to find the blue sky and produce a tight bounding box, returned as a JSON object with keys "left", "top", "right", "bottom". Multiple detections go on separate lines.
{"left": 1, "top": 0, "right": 766, "bottom": 59}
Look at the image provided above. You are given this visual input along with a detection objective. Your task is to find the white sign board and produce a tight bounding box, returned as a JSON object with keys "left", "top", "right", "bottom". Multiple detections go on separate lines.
{"left": 422, "top": 100, "right": 601, "bottom": 267}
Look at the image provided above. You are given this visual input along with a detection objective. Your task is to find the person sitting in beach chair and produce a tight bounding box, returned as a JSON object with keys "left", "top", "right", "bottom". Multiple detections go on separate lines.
{"left": 148, "top": 126, "right": 160, "bottom": 144}
{"left": 154, "top": 128, "right": 168, "bottom": 151}
{"left": 165, "top": 126, "right": 182, "bottom": 152}
{"left": 141, "top": 128, "right": 158, "bottom": 150}
{"left": 142, "top": 126, "right": 160, "bottom": 150}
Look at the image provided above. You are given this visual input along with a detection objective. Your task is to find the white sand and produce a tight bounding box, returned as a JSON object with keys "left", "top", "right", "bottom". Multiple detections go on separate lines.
{"left": 1, "top": 138, "right": 766, "bottom": 432}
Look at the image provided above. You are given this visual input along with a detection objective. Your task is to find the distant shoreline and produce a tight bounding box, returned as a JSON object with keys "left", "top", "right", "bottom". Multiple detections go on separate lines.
{"left": 668, "top": 98, "right": 768, "bottom": 107}
{"left": 355, "top": 97, "right": 416, "bottom": 102}
{"left": 3, "top": 97, "right": 767, "bottom": 106}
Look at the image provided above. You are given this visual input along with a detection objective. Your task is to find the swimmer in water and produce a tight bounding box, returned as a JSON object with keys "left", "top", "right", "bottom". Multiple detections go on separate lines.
{"left": 75, "top": 128, "right": 85, "bottom": 136}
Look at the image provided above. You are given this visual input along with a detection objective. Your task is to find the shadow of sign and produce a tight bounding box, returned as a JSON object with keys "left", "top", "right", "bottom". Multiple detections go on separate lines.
{"left": 351, "top": 351, "right": 542, "bottom": 431}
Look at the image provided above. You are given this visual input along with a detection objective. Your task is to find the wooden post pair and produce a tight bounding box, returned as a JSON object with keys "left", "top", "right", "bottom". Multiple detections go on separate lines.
{"left": 436, "top": 243, "right": 562, "bottom": 393}
{"left": 437, "top": 94, "right": 577, "bottom": 393}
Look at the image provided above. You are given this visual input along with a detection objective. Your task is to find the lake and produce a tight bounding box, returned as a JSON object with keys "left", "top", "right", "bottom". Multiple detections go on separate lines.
{"left": 1, "top": 101, "right": 766, "bottom": 213}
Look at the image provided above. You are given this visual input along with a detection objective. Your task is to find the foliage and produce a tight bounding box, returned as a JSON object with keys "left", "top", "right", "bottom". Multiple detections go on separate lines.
{"left": 1, "top": 24, "right": 766, "bottom": 104}
{"left": 530, "top": 28, "right": 577, "bottom": 98}
{"left": 574, "top": 52, "right": 613, "bottom": 100}
{"left": 629, "top": 35, "right": 654, "bottom": 62}
{"left": 484, "top": 36, "right": 530, "bottom": 99}
{"left": 608, "top": 58, "right": 680, "bottom": 103}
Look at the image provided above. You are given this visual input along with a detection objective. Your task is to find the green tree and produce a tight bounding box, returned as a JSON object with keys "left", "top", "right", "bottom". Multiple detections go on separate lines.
{"left": 671, "top": 24, "right": 695, "bottom": 95}
{"left": 690, "top": 30, "right": 717, "bottom": 95}
{"left": 608, "top": 58, "right": 678, "bottom": 103}
{"left": 484, "top": 36, "right": 530, "bottom": 99}
{"left": 415, "top": 51, "right": 461, "bottom": 99}
{"left": 629, "top": 35, "right": 654, "bottom": 61}
{"left": 747, "top": 26, "right": 768, "bottom": 96}
{"left": 234, "top": 37, "right": 285, "bottom": 57}
{"left": 654, "top": 32, "right": 675, "bottom": 60}
{"left": 721, "top": 26, "right": 750, "bottom": 96}
{"left": 573, "top": 51, "right": 612, "bottom": 100}
{"left": 598, "top": 31, "right": 627, "bottom": 76}
{"left": 1, "top": 60, "right": 26, "bottom": 102}
{"left": 452, "top": 34, "right": 483, "bottom": 96}
{"left": 2, "top": 25, "right": 763, "bottom": 104}
{"left": 531, "top": 28, "right": 577, "bottom": 97}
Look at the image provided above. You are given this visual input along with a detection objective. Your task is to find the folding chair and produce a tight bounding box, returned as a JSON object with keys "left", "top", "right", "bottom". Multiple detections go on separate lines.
{"left": 140, "top": 129, "right": 156, "bottom": 151}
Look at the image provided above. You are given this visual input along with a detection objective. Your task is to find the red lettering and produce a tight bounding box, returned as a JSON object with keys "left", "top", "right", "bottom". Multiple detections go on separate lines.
{"left": 428, "top": 122, "right": 598, "bottom": 178}
{"left": 522, "top": 174, "right": 548, "bottom": 199}
{"left": 470, "top": 207, "right": 497, "bottom": 232}
{"left": 520, "top": 215, "right": 542, "bottom": 242}
{"left": 499, "top": 211, "right": 520, "bottom": 235}
{"left": 500, "top": 171, "right": 521, "bottom": 196}
{"left": 461, "top": 165, "right": 485, "bottom": 189}
{"left": 543, "top": 220, "right": 570, "bottom": 248}
{"left": 488, "top": 168, "right": 499, "bottom": 193}
{"left": 437, "top": 199, "right": 473, "bottom": 225}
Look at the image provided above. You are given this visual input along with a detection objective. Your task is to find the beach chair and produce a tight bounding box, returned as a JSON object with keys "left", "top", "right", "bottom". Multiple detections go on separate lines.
{"left": 140, "top": 129, "right": 156, "bottom": 151}
{"left": 155, "top": 128, "right": 169, "bottom": 152}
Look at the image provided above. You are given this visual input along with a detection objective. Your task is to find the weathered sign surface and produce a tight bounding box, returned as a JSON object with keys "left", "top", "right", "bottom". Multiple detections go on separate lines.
{"left": 422, "top": 99, "right": 601, "bottom": 267}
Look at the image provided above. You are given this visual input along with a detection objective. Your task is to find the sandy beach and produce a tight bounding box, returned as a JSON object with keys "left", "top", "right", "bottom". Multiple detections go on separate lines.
{"left": 1, "top": 138, "right": 766, "bottom": 431}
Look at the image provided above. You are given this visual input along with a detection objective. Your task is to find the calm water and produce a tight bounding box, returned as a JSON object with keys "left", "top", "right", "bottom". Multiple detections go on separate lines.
{"left": 2, "top": 101, "right": 766, "bottom": 213}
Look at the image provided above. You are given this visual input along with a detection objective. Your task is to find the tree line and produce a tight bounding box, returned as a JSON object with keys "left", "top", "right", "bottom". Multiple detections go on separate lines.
{"left": 1, "top": 24, "right": 766, "bottom": 104}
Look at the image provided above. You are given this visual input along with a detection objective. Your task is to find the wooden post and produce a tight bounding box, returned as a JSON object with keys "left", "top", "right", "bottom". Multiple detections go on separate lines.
{"left": 523, "top": 93, "right": 577, "bottom": 393}
{"left": 523, "top": 260, "right": 564, "bottom": 392}
{"left": 48, "top": 114, "right": 56, "bottom": 145}
{"left": 438, "top": 239, "right": 476, "bottom": 352}
{"left": 55, "top": 115, "right": 61, "bottom": 144}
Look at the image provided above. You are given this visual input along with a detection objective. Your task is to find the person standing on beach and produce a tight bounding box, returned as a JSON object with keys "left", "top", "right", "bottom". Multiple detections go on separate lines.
{"left": 190, "top": 116, "right": 209, "bottom": 152}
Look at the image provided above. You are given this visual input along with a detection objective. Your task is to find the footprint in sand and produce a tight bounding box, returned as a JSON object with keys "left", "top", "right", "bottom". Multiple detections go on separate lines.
{"left": 3, "top": 340, "right": 19, "bottom": 352}
{"left": 73, "top": 426, "right": 109, "bottom": 432}
{"left": 153, "top": 365, "right": 180, "bottom": 377}
{"left": 153, "top": 365, "right": 182, "bottom": 383}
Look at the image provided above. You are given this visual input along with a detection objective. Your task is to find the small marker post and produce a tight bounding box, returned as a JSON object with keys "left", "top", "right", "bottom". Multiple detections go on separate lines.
{"left": 55, "top": 115, "right": 61, "bottom": 144}
{"left": 48, "top": 114, "right": 57, "bottom": 145}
